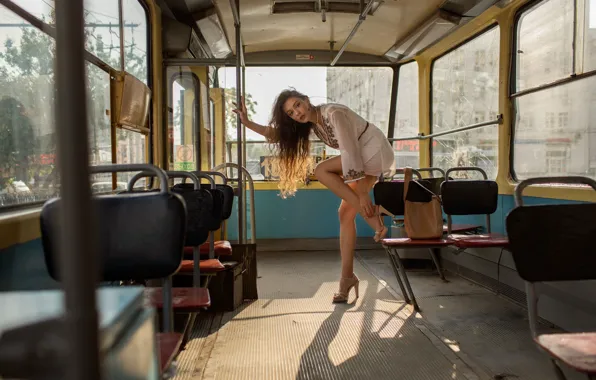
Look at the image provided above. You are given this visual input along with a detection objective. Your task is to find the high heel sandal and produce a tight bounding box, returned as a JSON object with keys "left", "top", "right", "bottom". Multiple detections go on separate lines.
{"left": 373, "top": 205, "right": 394, "bottom": 242}
{"left": 333, "top": 274, "right": 359, "bottom": 303}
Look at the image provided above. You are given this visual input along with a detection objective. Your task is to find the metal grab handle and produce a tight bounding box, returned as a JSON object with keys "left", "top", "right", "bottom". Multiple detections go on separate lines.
{"left": 514, "top": 176, "right": 596, "bottom": 206}
{"left": 198, "top": 171, "right": 228, "bottom": 185}
{"left": 391, "top": 168, "right": 422, "bottom": 180}
{"left": 445, "top": 166, "right": 488, "bottom": 180}
{"left": 165, "top": 171, "right": 202, "bottom": 190}
{"left": 90, "top": 164, "right": 169, "bottom": 193}
{"left": 416, "top": 167, "right": 446, "bottom": 178}
{"left": 169, "top": 170, "right": 216, "bottom": 189}
{"left": 181, "top": 171, "right": 226, "bottom": 189}
{"left": 212, "top": 163, "right": 256, "bottom": 244}
{"left": 127, "top": 170, "right": 216, "bottom": 191}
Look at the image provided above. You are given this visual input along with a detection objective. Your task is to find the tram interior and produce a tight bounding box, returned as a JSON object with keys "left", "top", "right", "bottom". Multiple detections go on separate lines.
{"left": 0, "top": 0, "right": 596, "bottom": 379}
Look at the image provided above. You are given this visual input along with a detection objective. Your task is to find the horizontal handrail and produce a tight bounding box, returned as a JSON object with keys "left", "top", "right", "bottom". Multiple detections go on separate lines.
{"left": 445, "top": 167, "right": 488, "bottom": 180}
{"left": 514, "top": 177, "right": 596, "bottom": 206}
{"left": 416, "top": 167, "right": 446, "bottom": 178}
{"left": 223, "top": 115, "right": 502, "bottom": 146}
{"left": 90, "top": 164, "right": 169, "bottom": 193}
{"left": 389, "top": 115, "right": 502, "bottom": 142}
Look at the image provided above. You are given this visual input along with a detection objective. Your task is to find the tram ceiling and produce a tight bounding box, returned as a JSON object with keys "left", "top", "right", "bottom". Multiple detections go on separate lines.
{"left": 160, "top": 0, "right": 235, "bottom": 59}
{"left": 161, "top": 0, "right": 507, "bottom": 63}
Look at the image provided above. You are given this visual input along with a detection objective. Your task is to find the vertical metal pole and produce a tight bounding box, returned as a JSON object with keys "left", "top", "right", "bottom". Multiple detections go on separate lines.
{"left": 54, "top": 0, "right": 100, "bottom": 379}
{"left": 242, "top": 63, "right": 247, "bottom": 169}
{"left": 242, "top": 63, "right": 247, "bottom": 241}
{"left": 119, "top": 0, "right": 125, "bottom": 71}
{"left": 114, "top": 0, "right": 125, "bottom": 189}
{"left": 234, "top": 0, "right": 245, "bottom": 244}
{"left": 387, "top": 65, "right": 399, "bottom": 140}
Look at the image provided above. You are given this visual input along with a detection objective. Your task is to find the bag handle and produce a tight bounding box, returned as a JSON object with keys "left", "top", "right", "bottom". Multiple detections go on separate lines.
{"left": 403, "top": 167, "right": 412, "bottom": 202}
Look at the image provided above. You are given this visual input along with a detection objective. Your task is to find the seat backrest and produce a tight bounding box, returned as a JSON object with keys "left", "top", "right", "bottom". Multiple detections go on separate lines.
{"left": 507, "top": 203, "right": 596, "bottom": 282}
{"left": 40, "top": 191, "right": 187, "bottom": 282}
{"left": 373, "top": 181, "right": 406, "bottom": 216}
{"left": 416, "top": 168, "right": 446, "bottom": 195}
{"left": 205, "top": 184, "right": 234, "bottom": 220}
{"left": 506, "top": 176, "right": 596, "bottom": 283}
{"left": 441, "top": 180, "right": 499, "bottom": 215}
{"left": 373, "top": 179, "right": 435, "bottom": 216}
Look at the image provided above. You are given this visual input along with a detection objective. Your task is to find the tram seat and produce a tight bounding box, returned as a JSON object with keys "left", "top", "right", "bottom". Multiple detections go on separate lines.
{"left": 179, "top": 259, "right": 226, "bottom": 274}
{"left": 123, "top": 172, "right": 217, "bottom": 308}
{"left": 374, "top": 178, "right": 481, "bottom": 235}
{"left": 441, "top": 168, "right": 509, "bottom": 250}
{"left": 40, "top": 192, "right": 186, "bottom": 286}
{"left": 415, "top": 167, "right": 447, "bottom": 196}
{"left": 443, "top": 224, "right": 482, "bottom": 234}
{"left": 183, "top": 240, "right": 233, "bottom": 258}
{"left": 506, "top": 176, "right": 596, "bottom": 379}
{"left": 145, "top": 286, "right": 211, "bottom": 312}
{"left": 374, "top": 179, "right": 450, "bottom": 312}
{"left": 177, "top": 181, "right": 234, "bottom": 262}
{"left": 39, "top": 188, "right": 201, "bottom": 374}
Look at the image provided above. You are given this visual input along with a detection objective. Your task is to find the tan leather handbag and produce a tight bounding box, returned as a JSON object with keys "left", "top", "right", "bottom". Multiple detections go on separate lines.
{"left": 403, "top": 167, "right": 443, "bottom": 239}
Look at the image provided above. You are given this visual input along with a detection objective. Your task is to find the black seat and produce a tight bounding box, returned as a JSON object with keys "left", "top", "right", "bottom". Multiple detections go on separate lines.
{"left": 374, "top": 168, "right": 425, "bottom": 216}
{"left": 39, "top": 164, "right": 207, "bottom": 374}
{"left": 506, "top": 176, "right": 596, "bottom": 380}
{"left": 41, "top": 190, "right": 187, "bottom": 282}
{"left": 416, "top": 167, "right": 446, "bottom": 196}
{"left": 440, "top": 167, "right": 505, "bottom": 249}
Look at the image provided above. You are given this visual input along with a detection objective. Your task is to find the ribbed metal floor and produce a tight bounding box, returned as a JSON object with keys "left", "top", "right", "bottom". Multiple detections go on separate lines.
{"left": 173, "top": 248, "right": 586, "bottom": 380}
{"left": 357, "top": 249, "right": 585, "bottom": 380}
{"left": 174, "top": 250, "right": 480, "bottom": 380}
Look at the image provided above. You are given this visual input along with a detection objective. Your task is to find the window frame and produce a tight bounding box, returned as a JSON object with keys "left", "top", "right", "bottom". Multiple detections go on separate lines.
{"left": 392, "top": 59, "right": 422, "bottom": 167}
{"left": 0, "top": 0, "right": 153, "bottom": 212}
{"left": 428, "top": 23, "right": 501, "bottom": 170}
{"left": 167, "top": 71, "right": 202, "bottom": 171}
{"left": 509, "top": 0, "right": 596, "bottom": 182}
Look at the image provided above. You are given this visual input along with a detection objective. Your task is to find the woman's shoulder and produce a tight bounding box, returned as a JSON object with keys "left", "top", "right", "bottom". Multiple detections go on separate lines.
{"left": 320, "top": 103, "right": 352, "bottom": 116}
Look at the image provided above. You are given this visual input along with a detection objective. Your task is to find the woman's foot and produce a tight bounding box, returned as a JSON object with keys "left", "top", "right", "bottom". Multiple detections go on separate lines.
{"left": 372, "top": 205, "right": 393, "bottom": 242}
{"left": 333, "top": 274, "right": 360, "bottom": 303}
{"left": 374, "top": 225, "right": 388, "bottom": 242}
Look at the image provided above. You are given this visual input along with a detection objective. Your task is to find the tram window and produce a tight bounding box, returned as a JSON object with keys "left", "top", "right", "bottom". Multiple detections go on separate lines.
{"left": 512, "top": 77, "right": 596, "bottom": 180}
{"left": 168, "top": 73, "right": 199, "bottom": 172}
{"left": 11, "top": 0, "right": 54, "bottom": 22}
{"left": 83, "top": 0, "right": 122, "bottom": 69}
{"left": 217, "top": 66, "right": 393, "bottom": 181}
{"left": 115, "top": 129, "right": 147, "bottom": 184}
{"left": 86, "top": 62, "right": 115, "bottom": 191}
{"left": 123, "top": 0, "right": 148, "bottom": 85}
{"left": 584, "top": 0, "right": 596, "bottom": 72}
{"left": 0, "top": 2, "right": 150, "bottom": 209}
{"left": 515, "top": 0, "right": 574, "bottom": 92}
{"left": 0, "top": 6, "right": 58, "bottom": 207}
{"left": 512, "top": 0, "right": 596, "bottom": 181}
{"left": 431, "top": 26, "right": 500, "bottom": 179}
{"left": 394, "top": 61, "right": 420, "bottom": 168}
{"left": 200, "top": 79, "right": 212, "bottom": 170}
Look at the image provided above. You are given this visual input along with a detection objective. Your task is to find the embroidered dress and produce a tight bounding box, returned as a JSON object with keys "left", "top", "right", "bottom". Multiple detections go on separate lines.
{"left": 312, "top": 103, "right": 395, "bottom": 183}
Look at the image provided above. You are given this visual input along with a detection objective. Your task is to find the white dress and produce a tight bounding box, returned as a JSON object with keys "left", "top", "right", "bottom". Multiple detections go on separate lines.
{"left": 312, "top": 103, "right": 395, "bottom": 183}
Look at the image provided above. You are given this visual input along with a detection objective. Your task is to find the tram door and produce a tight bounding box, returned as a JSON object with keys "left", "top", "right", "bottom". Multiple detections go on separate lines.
{"left": 167, "top": 69, "right": 200, "bottom": 172}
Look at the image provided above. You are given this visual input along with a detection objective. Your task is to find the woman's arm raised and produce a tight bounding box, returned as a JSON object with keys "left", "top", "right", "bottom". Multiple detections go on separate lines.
{"left": 232, "top": 96, "right": 275, "bottom": 140}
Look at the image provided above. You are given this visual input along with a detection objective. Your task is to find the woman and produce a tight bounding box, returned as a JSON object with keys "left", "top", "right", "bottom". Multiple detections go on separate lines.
{"left": 233, "top": 89, "right": 395, "bottom": 303}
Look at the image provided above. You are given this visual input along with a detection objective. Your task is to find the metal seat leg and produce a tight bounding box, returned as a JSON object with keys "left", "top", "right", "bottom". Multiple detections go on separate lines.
{"left": 428, "top": 248, "right": 447, "bottom": 282}
{"left": 384, "top": 247, "right": 411, "bottom": 304}
{"left": 392, "top": 248, "right": 420, "bottom": 311}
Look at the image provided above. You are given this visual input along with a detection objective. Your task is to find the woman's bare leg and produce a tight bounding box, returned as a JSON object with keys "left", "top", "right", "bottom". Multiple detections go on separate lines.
{"left": 338, "top": 197, "right": 358, "bottom": 279}
{"left": 338, "top": 177, "right": 378, "bottom": 278}
{"left": 314, "top": 156, "right": 383, "bottom": 234}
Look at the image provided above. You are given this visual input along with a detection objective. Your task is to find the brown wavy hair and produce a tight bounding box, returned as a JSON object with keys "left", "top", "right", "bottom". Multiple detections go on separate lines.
{"left": 268, "top": 89, "right": 315, "bottom": 198}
